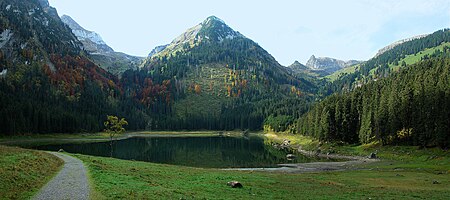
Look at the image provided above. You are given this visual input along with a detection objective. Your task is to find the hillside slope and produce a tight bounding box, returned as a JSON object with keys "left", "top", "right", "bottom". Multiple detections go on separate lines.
{"left": 322, "top": 29, "right": 450, "bottom": 94}
{"left": 0, "top": 0, "right": 149, "bottom": 135}
{"left": 125, "top": 16, "right": 318, "bottom": 130}
{"left": 299, "top": 56, "right": 450, "bottom": 147}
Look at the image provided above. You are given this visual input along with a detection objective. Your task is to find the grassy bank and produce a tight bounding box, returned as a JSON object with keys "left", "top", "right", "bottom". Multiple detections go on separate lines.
{"left": 0, "top": 131, "right": 225, "bottom": 147}
{"left": 1, "top": 132, "right": 449, "bottom": 199}
{"left": 0, "top": 145, "right": 63, "bottom": 199}
{"left": 265, "top": 132, "right": 450, "bottom": 171}
{"left": 74, "top": 147, "right": 450, "bottom": 199}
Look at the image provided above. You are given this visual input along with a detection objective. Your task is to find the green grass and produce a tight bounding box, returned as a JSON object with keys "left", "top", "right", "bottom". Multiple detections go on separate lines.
{"left": 70, "top": 132, "right": 450, "bottom": 199}
{"left": 0, "top": 145, "right": 63, "bottom": 200}
{"left": 366, "top": 42, "right": 450, "bottom": 77}
{"left": 75, "top": 149, "right": 450, "bottom": 199}
{"left": 1, "top": 132, "right": 449, "bottom": 199}
{"left": 266, "top": 132, "right": 450, "bottom": 170}
{"left": 325, "top": 64, "right": 359, "bottom": 82}
{"left": 173, "top": 63, "right": 232, "bottom": 118}
{"left": 389, "top": 42, "right": 450, "bottom": 70}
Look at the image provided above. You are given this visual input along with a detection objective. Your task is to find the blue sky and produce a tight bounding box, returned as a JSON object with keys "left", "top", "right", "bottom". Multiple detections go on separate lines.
{"left": 48, "top": 0, "right": 450, "bottom": 66}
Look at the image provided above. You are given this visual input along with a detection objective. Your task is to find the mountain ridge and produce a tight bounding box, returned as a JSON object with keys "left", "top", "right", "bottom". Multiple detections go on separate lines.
{"left": 306, "top": 55, "right": 362, "bottom": 73}
{"left": 60, "top": 14, "right": 144, "bottom": 75}
{"left": 61, "top": 15, "right": 113, "bottom": 53}
{"left": 146, "top": 16, "right": 245, "bottom": 60}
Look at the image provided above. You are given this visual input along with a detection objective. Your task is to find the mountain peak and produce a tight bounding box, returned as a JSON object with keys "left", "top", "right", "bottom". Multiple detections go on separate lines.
{"left": 306, "top": 55, "right": 362, "bottom": 73}
{"left": 203, "top": 15, "right": 226, "bottom": 25}
{"left": 198, "top": 16, "right": 243, "bottom": 41}
{"left": 288, "top": 61, "right": 308, "bottom": 71}
{"left": 61, "top": 15, "right": 84, "bottom": 31}
{"left": 61, "top": 14, "right": 113, "bottom": 53}
{"left": 148, "top": 16, "right": 244, "bottom": 58}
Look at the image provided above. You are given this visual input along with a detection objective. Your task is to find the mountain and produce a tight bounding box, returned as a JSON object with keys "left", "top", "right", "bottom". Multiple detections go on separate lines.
{"left": 374, "top": 34, "right": 429, "bottom": 58}
{"left": 322, "top": 29, "right": 450, "bottom": 95}
{"left": 148, "top": 44, "right": 168, "bottom": 57}
{"left": 132, "top": 16, "right": 316, "bottom": 130}
{"left": 288, "top": 61, "right": 309, "bottom": 71}
{"left": 61, "top": 15, "right": 113, "bottom": 53}
{"left": 147, "top": 16, "right": 245, "bottom": 60}
{"left": 61, "top": 15, "right": 114, "bottom": 53}
{"left": 305, "top": 55, "right": 362, "bottom": 74}
{"left": 61, "top": 15, "right": 143, "bottom": 75}
{"left": 299, "top": 56, "right": 450, "bottom": 147}
{"left": 0, "top": 0, "right": 148, "bottom": 135}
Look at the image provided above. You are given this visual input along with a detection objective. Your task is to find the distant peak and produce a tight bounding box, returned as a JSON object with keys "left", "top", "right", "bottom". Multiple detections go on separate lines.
{"left": 61, "top": 14, "right": 85, "bottom": 32}
{"left": 38, "top": 0, "right": 50, "bottom": 7}
{"left": 61, "top": 15, "right": 75, "bottom": 24}
{"left": 204, "top": 16, "right": 225, "bottom": 24}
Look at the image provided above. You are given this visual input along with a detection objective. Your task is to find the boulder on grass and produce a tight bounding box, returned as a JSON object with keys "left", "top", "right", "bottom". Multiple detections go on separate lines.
{"left": 227, "top": 181, "right": 243, "bottom": 188}
{"left": 286, "top": 154, "right": 296, "bottom": 159}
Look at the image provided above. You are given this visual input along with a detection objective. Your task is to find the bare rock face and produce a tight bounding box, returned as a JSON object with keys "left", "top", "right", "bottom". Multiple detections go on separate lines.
{"left": 61, "top": 15, "right": 113, "bottom": 54}
{"left": 37, "top": 0, "right": 49, "bottom": 7}
{"left": 148, "top": 45, "right": 168, "bottom": 57}
{"left": 374, "top": 34, "right": 429, "bottom": 57}
{"left": 306, "top": 55, "right": 361, "bottom": 74}
{"left": 37, "top": 0, "right": 59, "bottom": 20}
{"left": 60, "top": 14, "right": 143, "bottom": 75}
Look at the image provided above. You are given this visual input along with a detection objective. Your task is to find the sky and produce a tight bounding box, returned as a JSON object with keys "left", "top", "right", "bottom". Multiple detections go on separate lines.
{"left": 48, "top": 0, "right": 450, "bottom": 66}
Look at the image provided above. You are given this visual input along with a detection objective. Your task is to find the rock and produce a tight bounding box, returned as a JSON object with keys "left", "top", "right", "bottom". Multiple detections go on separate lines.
{"left": 58, "top": 149, "right": 65, "bottom": 152}
{"left": 315, "top": 149, "right": 321, "bottom": 156}
{"left": 432, "top": 180, "right": 440, "bottom": 184}
{"left": 227, "top": 181, "right": 243, "bottom": 188}
{"left": 369, "top": 152, "right": 377, "bottom": 159}
{"left": 286, "top": 154, "right": 296, "bottom": 159}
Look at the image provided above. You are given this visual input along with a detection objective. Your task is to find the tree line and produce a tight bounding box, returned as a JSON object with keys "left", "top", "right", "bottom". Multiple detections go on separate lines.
{"left": 297, "top": 57, "right": 450, "bottom": 147}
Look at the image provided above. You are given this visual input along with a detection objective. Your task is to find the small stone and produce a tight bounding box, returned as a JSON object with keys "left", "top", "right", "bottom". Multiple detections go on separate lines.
{"left": 58, "top": 149, "right": 65, "bottom": 152}
{"left": 286, "top": 154, "right": 296, "bottom": 159}
{"left": 432, "top": 180, "right": 440, "bottom": 184}
{"left": 315, "top": 149, "right": 321, "bottom": 155}
{"left": 227, "top": 181, "right": 243, "bottom": 188}
{"left": 368, "top": 152, "right": 377, "bottom": 159}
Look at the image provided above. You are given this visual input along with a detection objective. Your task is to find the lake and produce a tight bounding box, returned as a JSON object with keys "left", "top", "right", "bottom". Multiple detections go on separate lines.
{"left": 32, "top": 135, "right": 332, "bottom": 168}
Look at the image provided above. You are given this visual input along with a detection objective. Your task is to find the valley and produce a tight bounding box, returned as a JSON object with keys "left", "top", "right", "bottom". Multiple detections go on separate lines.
{"left": 0, "top": 0, "right": 449, "bottom": 199}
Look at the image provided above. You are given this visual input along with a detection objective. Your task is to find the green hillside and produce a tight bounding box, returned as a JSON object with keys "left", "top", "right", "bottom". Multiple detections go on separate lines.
{"left": 324, "top": 64, "right": 360, "bottom": 82}
{"left": 130, "top": 16, "right": 317, "bottom": 130}
{"left": 299, "top": 56, "right": 450, "bottom": 147}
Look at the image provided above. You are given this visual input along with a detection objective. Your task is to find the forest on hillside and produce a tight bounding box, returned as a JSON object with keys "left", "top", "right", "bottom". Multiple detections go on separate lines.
{"left": 298, "top": 57, "right": 450, "bottom": 147}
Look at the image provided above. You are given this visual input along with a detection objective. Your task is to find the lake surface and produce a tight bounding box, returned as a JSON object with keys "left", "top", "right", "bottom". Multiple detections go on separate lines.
{"left": 33, "top": 135, "right": 332, "bottom": 168}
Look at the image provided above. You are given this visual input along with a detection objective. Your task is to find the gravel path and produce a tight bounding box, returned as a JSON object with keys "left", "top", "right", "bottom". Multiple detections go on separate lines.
{"left": 33, "top": 152, "right": 90, "bottom": 200}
